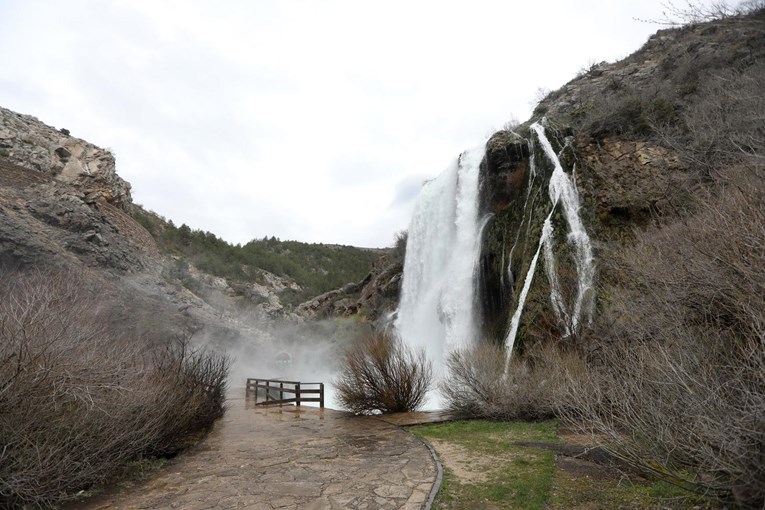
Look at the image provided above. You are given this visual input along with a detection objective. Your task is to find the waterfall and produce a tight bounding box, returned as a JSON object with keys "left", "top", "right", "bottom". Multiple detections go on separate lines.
{"left": 395, "top": 145, "right": 487, "bottom": 385}
{"left": 503, "top": 121, "right": 595, "bottom": 368}
{"left": 395, "top": 120, "right": 595, "bottom": 397}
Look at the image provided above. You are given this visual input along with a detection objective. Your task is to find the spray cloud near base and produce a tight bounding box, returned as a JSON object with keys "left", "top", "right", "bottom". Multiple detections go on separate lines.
{"left": 394, "top": 145, "right": 488, "bottom": 405}
{"left": 218, "top": 313, "right": 371, "bottom": 410}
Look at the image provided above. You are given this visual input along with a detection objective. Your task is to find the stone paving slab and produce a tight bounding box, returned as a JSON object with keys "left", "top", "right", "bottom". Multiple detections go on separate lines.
{"left": 77, "top": 396, "right": 437, "bottom": 510}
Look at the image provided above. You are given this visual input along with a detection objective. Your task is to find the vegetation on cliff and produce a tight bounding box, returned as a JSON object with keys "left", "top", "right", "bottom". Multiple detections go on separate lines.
{"left": 443, "top": 6, "right": 765, "bottom": 508}
{"left": 132, "top": 205, "right": 380, "bottom": 305}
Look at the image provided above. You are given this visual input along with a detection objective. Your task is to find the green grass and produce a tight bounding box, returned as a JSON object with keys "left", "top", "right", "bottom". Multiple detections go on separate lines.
{"left": 411, "top": 420, "right": 558, "bottom": 510}
{"left": 411, "top": 420, "right": 719, "bottom": 510}
{"left": 547, "top": 468, "right": 717, "bottom": 509}
{"left": 119, "top": 456, "right": 169, "bottom": 486}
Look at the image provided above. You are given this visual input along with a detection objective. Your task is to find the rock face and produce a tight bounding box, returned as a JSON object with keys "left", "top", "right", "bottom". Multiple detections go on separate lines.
{"left": 475, "top": 10, "right": 765, "bottom": 346}
{"left": 0, "top": 106, "right": 153, "bottom": 273}
{"left": 0, "top": 107, "right": 131, "bottom": 209}
{"left": 0, "top": 107, "right": 151, "bottom": 276}
{"left": 0, "top": 157, "right": 156, "bottom": 272}
{"left": 294, "top": 254, "right": 402, "bottom": 322}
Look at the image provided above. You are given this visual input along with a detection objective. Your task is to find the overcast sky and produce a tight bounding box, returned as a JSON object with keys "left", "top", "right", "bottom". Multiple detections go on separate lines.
{"left": 0, "top": 0, "right": 693, "bottom": 247}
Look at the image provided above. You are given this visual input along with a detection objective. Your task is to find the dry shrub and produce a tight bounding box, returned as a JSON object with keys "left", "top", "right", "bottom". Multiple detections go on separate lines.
{"left": 441, "top": 343, "right": 586, "bottom": 421}
{"left": 562, "top": 337, "right": 764, "bottom": 508}
{"left": 334, "top": 332, "right": 432, "bottom": 414}
{"left": 563, "top": 168, "right": 765, "bottom": 508}
{"left": 660, "top": 61, "right": 765, "bottom": 179}
{"left": 0, "top": 268, "right": 230, "bottom": 509}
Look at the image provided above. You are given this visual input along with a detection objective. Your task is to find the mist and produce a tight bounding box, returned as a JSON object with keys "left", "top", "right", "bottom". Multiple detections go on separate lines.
{"left": 219, "top": 313, "right": 372, "bottom": 410}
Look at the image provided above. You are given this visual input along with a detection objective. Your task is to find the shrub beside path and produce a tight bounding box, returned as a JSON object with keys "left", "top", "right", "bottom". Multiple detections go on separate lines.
{"left": 77, "top": 393, "right": 437, "bottom": 510}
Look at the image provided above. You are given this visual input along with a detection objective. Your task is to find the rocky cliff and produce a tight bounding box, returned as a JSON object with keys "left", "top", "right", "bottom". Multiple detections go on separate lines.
{"left": 476, "top": 9, "right": 765, "bottom": 347}
{"left": 313, "top": 9, "right": 765, "bottom": 345}
{"left": 0, "top": 107, "right": 154, "bottom": 272}
{"left": 0, "top": 107, "right": 131, "bottom": 208}
{"left": 294, "top": 252, "right": 402, "bottom": 321}
{"left": 0, "top": 107, "right": 306, "bottom": 344}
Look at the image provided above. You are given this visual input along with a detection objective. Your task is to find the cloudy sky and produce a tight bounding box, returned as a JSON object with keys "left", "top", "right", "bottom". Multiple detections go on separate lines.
{"left": 0, "top": 0, "right": 691, "bottom": 247}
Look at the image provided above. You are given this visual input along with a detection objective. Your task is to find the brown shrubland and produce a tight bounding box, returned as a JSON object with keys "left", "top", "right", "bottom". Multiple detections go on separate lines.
{"left": 440, "top": 343, "right": 586, "bottom": 421}
{"left": 560, "top": 166, "right": 765, "bottom": 508}
{"left": 335, "top": 332, "right": 432, "bottom": 414}
{"left": 0, "top": 268, "right": 230, "bottom": 509}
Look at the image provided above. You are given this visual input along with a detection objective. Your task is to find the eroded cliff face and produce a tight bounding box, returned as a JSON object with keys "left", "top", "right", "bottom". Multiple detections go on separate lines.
{"left": 294, "top": 253, "right": 401, "bottom": 322}
{"left": 476, "top": 10, "right": 765, "bottom": 348}
{"left": 0, "top": 106, "right": 154, "bottom": 271}
{"left": 0, "top": 159, "right": 156, "bottom": 272}
{"left": 0, "top": 107, "right": 131, "bottom": 209}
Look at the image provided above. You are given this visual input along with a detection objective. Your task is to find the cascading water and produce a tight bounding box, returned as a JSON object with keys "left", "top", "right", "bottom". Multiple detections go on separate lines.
{"left": 395, "top": 145, "right": 487, "bottom": 396}
{"left": 503, "top": 121, "right": 595, "bottom": 371}
{"left": 396, "top": 119, "right": 595, "bottom": 399}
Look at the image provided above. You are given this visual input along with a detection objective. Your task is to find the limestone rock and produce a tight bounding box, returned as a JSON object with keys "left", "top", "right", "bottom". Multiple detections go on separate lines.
{"left": 293, "top": 254, "right": 402, "bottom": 324}
{"left": 0, "top": 106, "right": 131, "bottom": 209}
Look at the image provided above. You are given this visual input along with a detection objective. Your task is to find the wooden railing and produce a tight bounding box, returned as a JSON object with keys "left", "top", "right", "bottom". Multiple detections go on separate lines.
{"left": 245, "top": 378, "right": 324, "bottom": 408}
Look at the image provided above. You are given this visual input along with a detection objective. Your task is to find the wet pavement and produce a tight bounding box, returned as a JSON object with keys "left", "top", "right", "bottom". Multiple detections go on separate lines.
{"left": 78, "top": 393, "right": 438, "bottom": 510}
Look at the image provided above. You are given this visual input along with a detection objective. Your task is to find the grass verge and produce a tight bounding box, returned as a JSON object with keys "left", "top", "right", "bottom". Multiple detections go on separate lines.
{"left": 411, "top": 420, "right": 558, "bottom": 510}
{"left": 411, "top": 420, "right": 719, "bottom": 509}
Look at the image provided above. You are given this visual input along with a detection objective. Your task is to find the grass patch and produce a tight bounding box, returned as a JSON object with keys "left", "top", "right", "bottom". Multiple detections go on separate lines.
{"left": 411, "top": 420, "right": 558, "bottom": 510}
{"left": 412, "top": 420, "right": 720, "bottom": 509}
{"left": 547, "top": 465, "right": 718, "bottom": 509}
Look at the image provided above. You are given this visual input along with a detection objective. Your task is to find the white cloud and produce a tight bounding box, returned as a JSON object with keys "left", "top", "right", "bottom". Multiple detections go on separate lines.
{"left": 0, "top": 0, "right": 701, "bottom": 246}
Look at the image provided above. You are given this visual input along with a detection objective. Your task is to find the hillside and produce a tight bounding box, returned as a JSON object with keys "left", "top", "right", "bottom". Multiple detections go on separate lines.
{"left": 0, "top": 103, "right": 382, "bottom": 328}
{"left": 448, "top": 9, "right": 763, "bottom": 508}
{"left": 1, "top": 7, "right": 763, "bottom": 507}
{"left": 478, "top": 7, "right": 765, "bottom": 345}
{"left": 130, "top": 205, "right": 381, "bottom": 309}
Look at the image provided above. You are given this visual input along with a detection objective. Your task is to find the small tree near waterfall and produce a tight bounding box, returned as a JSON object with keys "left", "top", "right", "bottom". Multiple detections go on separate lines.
{"left": 334, "top": 332, "right": 432, "bottom": 414}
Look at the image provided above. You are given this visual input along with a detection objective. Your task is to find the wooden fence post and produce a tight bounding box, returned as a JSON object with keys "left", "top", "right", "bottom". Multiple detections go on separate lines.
{"left": 296, "top": 382, "right": 301, "bottom": 407}
{"left": 319, "top": 383, "right": 324, "bottom": 408}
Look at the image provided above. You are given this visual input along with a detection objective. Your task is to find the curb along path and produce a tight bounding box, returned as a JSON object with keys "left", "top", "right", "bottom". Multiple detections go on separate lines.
{"left": 79, "top": 394, "right": 438, "bottom": 510}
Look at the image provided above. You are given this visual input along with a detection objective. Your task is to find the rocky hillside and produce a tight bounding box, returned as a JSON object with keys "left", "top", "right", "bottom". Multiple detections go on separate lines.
{"left": 311, "top": 9, "right": 765, "bottom": 340}
{"left": 0, "top": 107, "right": 155, "bottom": 272}
{"left": 0, "top": 106, "right": 378, "bottom": 341}
{"left": 476, "top": 9, "right": 764, "bottom": 346}
{"left": 130, "top": 205, "right": 382, "bottom": 317}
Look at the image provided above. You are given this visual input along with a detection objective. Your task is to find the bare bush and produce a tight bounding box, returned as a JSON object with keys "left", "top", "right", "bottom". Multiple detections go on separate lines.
{"left": 654, "top": 61, "right": 765, "bottom": 179}
{"left": 334, "top": 332, "right": 432, "bottom": 414}
{"left": 391, "top": 230, "right": 408, "bottom": 267}
{"left": 639, "top": 0, "right": 765, "bottom": 26}
{"left": 0, "top": 268, "right": 230, "bottom": 509}
{"left": 441, "top": 343, "right": 586, "bottom": 420}
{"left": 562, "top": 337, "right": 764, "bottom": 507}
{"left": 562, "top": 168, "right": 765, "bottom": 508}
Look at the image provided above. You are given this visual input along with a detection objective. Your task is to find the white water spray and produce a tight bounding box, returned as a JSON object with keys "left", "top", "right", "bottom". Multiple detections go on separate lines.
{"left": 395, "top": 146, "right": 487, "bottom": 392}
{"left": 504, "top": 121, "right": 595, "bottom": 369}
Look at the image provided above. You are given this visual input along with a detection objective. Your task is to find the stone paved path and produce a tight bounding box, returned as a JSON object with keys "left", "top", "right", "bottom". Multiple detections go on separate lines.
{"left": 78, "top": 394, "right": 437, "bottom": 510}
